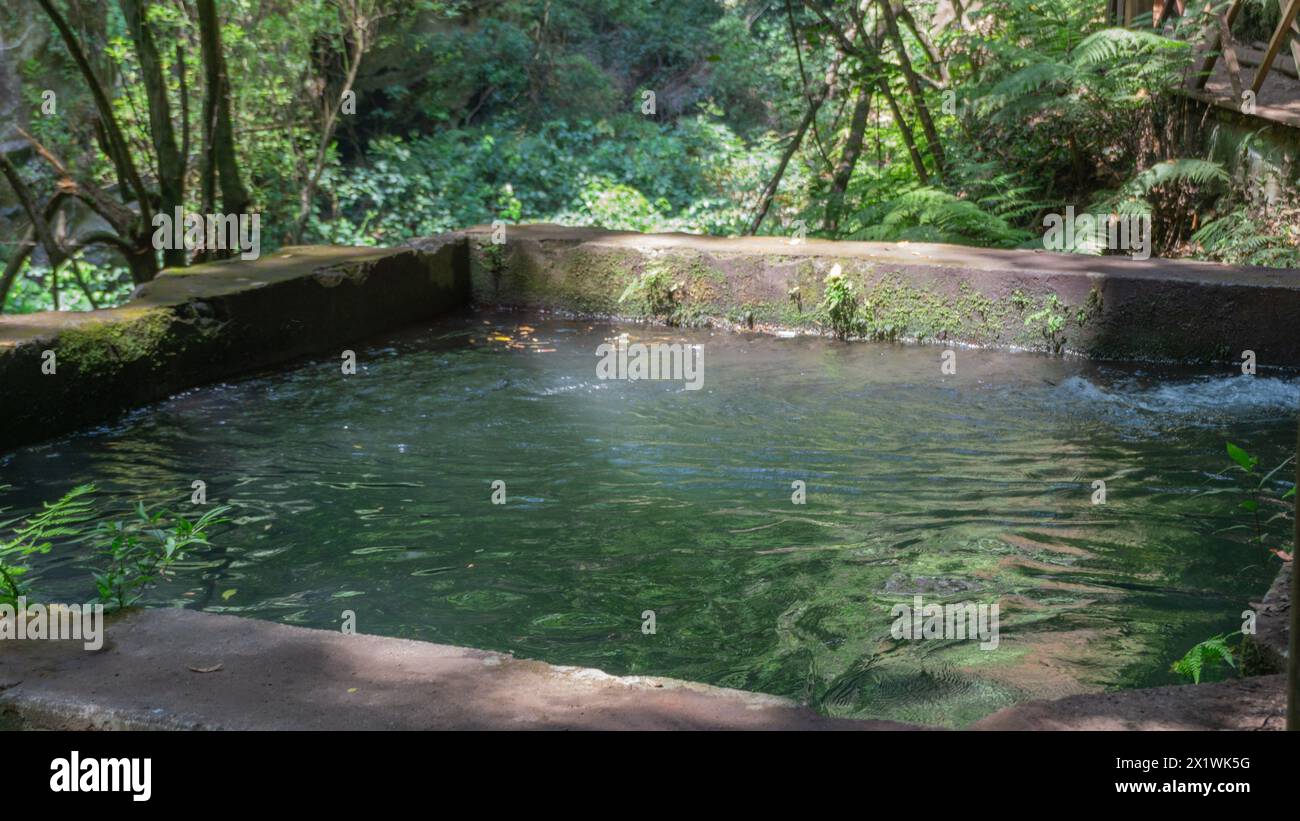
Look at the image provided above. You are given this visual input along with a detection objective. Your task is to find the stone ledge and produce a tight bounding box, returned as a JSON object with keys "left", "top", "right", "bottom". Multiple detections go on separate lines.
{"left": 1, "top": 607, "right": 1286, "bottom": 731}
{"left": 0, "top": 238, "right": 469, "bottom": 453}
{"left": 6, "top": 226, "right": 1297, "bottom": 454}
{"left": 1245, "top": 560, "right": 1292, "bottom": 675}
{"left": 972, "top": 674, "right": 1287, "bottom": 731}
{"left": 0, "top": 608, "right": 919, "bottom": 731}
{"left": 454, "top": 224, "right": 1300, "bottom": 365}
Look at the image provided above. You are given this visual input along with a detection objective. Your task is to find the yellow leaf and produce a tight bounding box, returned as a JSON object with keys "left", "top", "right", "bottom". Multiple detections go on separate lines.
{"left": 221, "top": 589, "right": 237, "bottom": 601}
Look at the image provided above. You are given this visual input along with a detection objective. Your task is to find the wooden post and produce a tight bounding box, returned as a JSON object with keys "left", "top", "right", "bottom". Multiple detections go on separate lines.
{"left": 1282, "top": 0, "right": 1300, "bottom": 78}
{"left": 1254, "top": 0, "right": 1300, "bottom": 94}
{"left": 1193, "top": 0, "right": 1243, "bottom": 91}
{"left": 1156, "top": 0, "right": 1186, "bottom": 29}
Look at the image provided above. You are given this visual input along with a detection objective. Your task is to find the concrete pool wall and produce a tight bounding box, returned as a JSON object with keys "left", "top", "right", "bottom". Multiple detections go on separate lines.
{"left": 452, "top": 224, "right": 1300, "bottom": 363}
{"left": 0, "top": 238, "right": 467, "bottom": 453}
{"left": 0, "top": 226, "right": 1296, "bottom": 729}
{"left": 0, "top": 607, "right": 1287, "bottom": 731}
{"left": 4, "top": 224, "right": 1299, "bottom": 452}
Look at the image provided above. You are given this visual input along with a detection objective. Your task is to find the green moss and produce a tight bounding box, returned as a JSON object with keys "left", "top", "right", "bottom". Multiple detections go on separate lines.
{"left": 479, "top": 243, "right": 1116, "bottom": 355}
{"left": 852, "top": 275, "right": 1007, "bottom": 344}
{"left": 59, "top": 308, "right": 175, "bottom": 376}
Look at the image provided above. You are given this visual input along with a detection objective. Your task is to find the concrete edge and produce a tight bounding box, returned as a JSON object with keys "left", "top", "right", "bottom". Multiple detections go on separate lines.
{"left": 0, "top": 238, "right": 470, "bottom": 453}
{"left": 5, "top": 225, "right": 1298, "bottom": 453}
{"left": 1, "top": 606, "right": 1286, "bottom": 731}
{"left": 450, "top": 224, "right": 1300, "bottom": 365}
{"left": 1245, "top": 559, "right": 1292, "bottom": 675}
{"left": 0, "top": 608, "right": 925, "bottom": 731}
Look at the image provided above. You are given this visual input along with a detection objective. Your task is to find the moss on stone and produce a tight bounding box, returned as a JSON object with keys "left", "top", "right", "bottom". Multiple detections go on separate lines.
{"left": 58, "top": 308, "right": 176, "bottom": 377}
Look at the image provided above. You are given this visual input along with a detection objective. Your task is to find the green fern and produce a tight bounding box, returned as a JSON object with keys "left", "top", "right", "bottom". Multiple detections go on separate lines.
{"left": 852, "top": 188, "right": 1032, "bottom": 247}
{"left": 1090, "top": 159, "right": 1229, "bottom": 221}
{"left": 0, "top": 484, "right": 97, "bottom": 605}
{"left": 1071, "top": 27, "right": 1189, "bottom": 67}
{"left": 1192, "top": 208, "right": 1300, "bottom": 267}
{"left": 1171, "top": 632, "right": 1238, "bottom": 684}
{"left": 1124, "top": 159, "right": 1229, "bottom": 195}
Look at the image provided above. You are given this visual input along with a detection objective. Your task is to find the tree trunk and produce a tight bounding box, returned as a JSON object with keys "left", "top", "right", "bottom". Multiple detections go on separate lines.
{"left": 293, "top": 13, "right": 368, "bottom": 243}
{"left": 895, "top": 2, "right": 950, "bottom": 85}
{"left": 879, "top": 0, "right": 947, "bottom": 179}
{"left": 0, "top": 231, "right": 35, "bottom": 313}
{"left": 824, "top": 87, "right": 872, "bottom": 234}
{"left": 36, "top": 0, "right": 152, "bottom": 225}
{"left": 34, "top": 0, "right": 159, "bottom": 284}
{"left": 878, "top": 78, "right": 930, "bottom": 185}
{"left": 197, "top": 0, "right": 250, "bottom": 239}
{"left": 119, "top": 0, "right": 186, "bottom": 268}
{"left": 0, "top": 152, "right": 64, "bottom": 266}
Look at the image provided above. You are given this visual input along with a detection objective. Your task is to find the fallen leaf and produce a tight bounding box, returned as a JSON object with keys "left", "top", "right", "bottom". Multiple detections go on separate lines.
{"left": 188, "top": 663, "right": 223, "bottom": 674}
{"left": 347, "top": 687, "right": 358, "bottom": 694}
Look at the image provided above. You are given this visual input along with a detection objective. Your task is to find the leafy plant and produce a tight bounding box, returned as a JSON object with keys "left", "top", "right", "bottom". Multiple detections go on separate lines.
{"left": 0, "top": 484, "right": 96, "bottom": 606}
{"left": 851, "top": 188, "right": 1033, "bottom": 247}
{"left": 93, "top": 503, "right": 231, "bottom": 611}
{"left": 1023, "top": 294, "right": 1068, "bottom": 354}
{"left": 1220, "top": 441, "right": 1296, "bottom": 552}
{"left": 1171, "top": 632, "right": 1238, "bottom": 684}
{"left": 819, "top": 265, "right": 862, "bottom": 340}
{"left": 1174, "top": 438, "right": 1296, "bottom": 684}
{"left": 618, "top": 263, "right": 680, "bottom": 320}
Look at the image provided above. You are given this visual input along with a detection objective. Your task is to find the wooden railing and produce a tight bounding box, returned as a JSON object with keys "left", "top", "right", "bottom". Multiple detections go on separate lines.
{"left": 1110, "top": 0, "right": 1300, "bottom": 107}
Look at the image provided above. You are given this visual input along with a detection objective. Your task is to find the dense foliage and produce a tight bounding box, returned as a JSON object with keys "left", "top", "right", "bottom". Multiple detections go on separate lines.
{"left": 2, "top": 0, "right": 1298, "bottom": 314}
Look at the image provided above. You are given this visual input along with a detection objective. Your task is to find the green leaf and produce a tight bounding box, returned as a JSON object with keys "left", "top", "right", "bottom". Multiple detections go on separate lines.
{"left": 1226, "top": 442, "right": 1257, "bottom": 472}
{"left": 1171, "top": 633, "right": 1237, "bottom": 684}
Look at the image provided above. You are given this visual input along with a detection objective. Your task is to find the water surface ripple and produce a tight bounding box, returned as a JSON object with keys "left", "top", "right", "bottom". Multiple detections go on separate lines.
{"left": 2, "top": 313, "right": 1295, "bottom": 726}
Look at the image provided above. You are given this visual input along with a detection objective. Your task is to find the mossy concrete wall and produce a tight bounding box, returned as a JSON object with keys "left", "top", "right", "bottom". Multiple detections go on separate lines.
{"left": 456, "top": 224, "right": 1300, "bottom": 365}
{"left": 0, "top": 238, "right": 468, "bottom": 453}
{"left": 5, "top": 224, "right": 1298, "bottom": 453}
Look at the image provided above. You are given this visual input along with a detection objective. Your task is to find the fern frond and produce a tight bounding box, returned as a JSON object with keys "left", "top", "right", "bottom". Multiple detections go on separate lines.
{"left": 1171, "top": 633, "right": 1237, "bottom": 684}
{"left": 985, "top": 61, "right": 1075, "bottom": 107}
{"left": 1072, "top": 28, "right": 1189, "bottom": 67}
{"left": 1124, "top": 159, "right": 1228, "bottom": 196}
{"left": 8, "top": 484, "right": 97, "bottom": 555}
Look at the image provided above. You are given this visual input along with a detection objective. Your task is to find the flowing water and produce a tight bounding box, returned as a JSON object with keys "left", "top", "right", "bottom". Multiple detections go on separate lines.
{"left": 2, "top": 311, "right": 1296, "bottom": 727}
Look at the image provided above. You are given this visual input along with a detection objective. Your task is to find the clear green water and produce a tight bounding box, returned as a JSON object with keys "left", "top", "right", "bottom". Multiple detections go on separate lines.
{"left": 2, "top": 312, "right": 1295, "bottom": 726}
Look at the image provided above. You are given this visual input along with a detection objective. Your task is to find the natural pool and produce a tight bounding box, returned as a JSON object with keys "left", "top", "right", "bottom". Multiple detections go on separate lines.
{"left": 2, "top": 311, "right": 1296, "bottom": 727}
